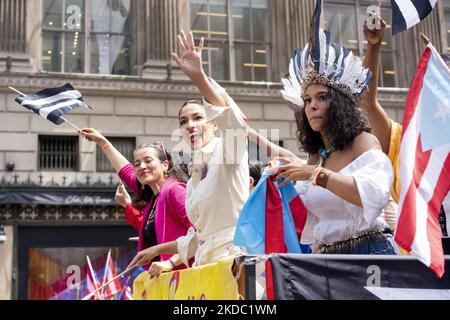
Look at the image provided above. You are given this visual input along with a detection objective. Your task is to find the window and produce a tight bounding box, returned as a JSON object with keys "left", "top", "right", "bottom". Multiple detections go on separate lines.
{"left": 42, "top": 0, "right": 134, "bottom": 75}
{"left": 324, "top": 0, "right": 399, "bottom": 87}
{"left": 18, "top": 226, "right": 135, "bottom": 300}
{"left": 190, "top": 0, "right": 271, "bottom": 82}
{"left": 39, "top": 135, "right": 79, "bottom": 171}
{"left": 96, "top": 137, "right": 136, "bottom": 172}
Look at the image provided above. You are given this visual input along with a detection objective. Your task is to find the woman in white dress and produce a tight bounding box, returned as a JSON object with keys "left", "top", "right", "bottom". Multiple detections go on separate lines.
{"left": 274, "top": 21, "right": 397, "bottom": 254}
{"left": 127, "top": 31, "right": 295, "bottom": 276}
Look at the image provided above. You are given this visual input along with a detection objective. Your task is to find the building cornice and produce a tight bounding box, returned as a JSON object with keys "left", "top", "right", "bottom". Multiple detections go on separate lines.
{"left": 0, "top": 72, "right": 409, "bottom": 105}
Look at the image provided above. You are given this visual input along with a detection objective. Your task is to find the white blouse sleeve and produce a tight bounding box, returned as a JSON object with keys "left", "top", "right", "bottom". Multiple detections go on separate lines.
{"left": 202, "top": 87, "right": 248, "bottom": 165}
{"left": 343, "top": 149, "right": 393, "bottom": 228}
{"left": 176, "top": 227, "right": 198, "bottom": 267}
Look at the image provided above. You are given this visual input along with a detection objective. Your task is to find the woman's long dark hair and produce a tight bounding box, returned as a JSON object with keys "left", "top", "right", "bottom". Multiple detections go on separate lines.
{"left": 295, "top": 87, "right": 371, "bottom": 154}
{"left": 178, "top": 100, "right": 204, "bottom": 120}
{"left": 133, "top": 143, "right": 188, "bottom": 210}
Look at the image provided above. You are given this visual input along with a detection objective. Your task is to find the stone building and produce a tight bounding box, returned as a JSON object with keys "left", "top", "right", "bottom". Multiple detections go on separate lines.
{"left": 0, "top": 0, "right": 449, "bottom": 299}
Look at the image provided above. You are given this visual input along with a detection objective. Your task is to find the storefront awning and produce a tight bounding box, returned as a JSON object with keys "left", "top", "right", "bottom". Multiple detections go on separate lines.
{"left": 0, "top": 186, "right": 117, "bottom": 206}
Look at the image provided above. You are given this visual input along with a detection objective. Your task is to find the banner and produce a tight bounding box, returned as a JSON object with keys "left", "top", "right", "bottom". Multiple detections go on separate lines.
{"left": 0, "top": 189, "right": 116, "bottom": 206}
{"left": 269, "top": 254, "right": 450, "bottom": 300}
{"left": 133, "top": 257, "right": 239, "bottom": 300}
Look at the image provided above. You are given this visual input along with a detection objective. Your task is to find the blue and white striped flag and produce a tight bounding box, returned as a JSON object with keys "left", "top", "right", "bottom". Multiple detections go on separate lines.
{"left": 391, "top": 0, "right": 437, "bottom": 35}
{"left": 14, "top": 83, "right": 88, "bottom": 125}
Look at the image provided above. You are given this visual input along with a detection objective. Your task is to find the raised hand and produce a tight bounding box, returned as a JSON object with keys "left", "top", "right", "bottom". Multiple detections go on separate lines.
{"left": 364, "top": 16, "right": 386, "bottom": 46}
{"left": 115, "top": 183, "right": 132, "bottom": 207}
{"left": 80, "top": 128, "right": 108, "bottom": 145}
{"left": 171, "top": 31, "right": 205, "bottom": 82}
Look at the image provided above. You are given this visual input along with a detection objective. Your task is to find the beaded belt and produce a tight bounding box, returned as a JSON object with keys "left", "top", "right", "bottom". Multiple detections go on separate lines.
{"left": 314, "top": 228, "right": 391, "bottom": 254}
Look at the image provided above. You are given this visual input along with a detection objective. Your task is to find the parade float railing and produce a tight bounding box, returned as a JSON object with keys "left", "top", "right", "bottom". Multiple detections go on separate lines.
{"left": 132, "top": 254, "right": 450, "bottom": 300}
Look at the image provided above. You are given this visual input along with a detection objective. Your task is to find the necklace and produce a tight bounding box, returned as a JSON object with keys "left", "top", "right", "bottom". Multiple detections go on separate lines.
{"left": 318, "top": 143, "right": 336, "bottom": 160}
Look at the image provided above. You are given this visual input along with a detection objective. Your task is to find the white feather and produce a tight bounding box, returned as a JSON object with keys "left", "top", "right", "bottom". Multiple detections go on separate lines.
{"left": 280, "top": 27, "right": 371, "bottom": 109}
{"left": 281, "top": 78, "right": 303, "bottom": 108}
{"left": 319, "top": 29, "right": 327, "bottom": 73}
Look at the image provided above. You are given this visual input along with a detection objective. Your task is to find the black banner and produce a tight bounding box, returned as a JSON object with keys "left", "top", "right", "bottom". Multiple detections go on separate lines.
{"left": 0, "top": 189, "right": 116, "bottom": 206}
{"left": 270, "top": 254, "right": 450, "bottom": 300}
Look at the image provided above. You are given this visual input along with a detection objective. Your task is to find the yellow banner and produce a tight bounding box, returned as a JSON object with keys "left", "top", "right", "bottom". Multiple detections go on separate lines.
{"left": 133, "top": 257, "right": 239, "bottom": 300}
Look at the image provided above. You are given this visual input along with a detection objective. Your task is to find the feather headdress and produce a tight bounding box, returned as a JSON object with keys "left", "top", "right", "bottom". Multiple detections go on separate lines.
{"left": 281, "top": 0, "right": 372, "bottom": 111}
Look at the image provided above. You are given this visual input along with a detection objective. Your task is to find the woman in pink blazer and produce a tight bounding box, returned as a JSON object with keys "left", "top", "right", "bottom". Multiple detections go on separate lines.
{"left": 81, "top": 129, "right": 193, "bottom": 270}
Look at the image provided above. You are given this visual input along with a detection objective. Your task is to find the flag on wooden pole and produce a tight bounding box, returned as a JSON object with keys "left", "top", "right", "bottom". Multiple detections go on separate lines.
{"left": 13, "top": 83, "right": 88, "bottom": 125}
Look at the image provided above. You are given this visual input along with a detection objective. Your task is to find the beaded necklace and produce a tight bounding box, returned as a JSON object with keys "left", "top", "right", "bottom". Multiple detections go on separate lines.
{"left": 318, "top": 143, "right": 337, "bottom": 166}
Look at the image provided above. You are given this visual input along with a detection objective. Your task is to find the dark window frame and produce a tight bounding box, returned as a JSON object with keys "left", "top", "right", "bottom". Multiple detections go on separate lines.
{"left": 96, "top": 136, "right": 136, "bottom": 172}
{"left": 38, "top": 135, "right": 79, "bottom": 172}
{"left": 190, "top": 0, "right": 272, "bottom": 82}
{"left": 324, "top": 0, "right": 400, "bottom": 87}
{"left": 41, "top": 0, "right": 135, "bottom": 75}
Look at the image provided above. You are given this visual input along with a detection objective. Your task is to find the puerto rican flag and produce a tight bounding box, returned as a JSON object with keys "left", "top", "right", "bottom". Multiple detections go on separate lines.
{"left": 85, "top": 255, "right": 102, "bottom": 300}
{"left": 234, "top": 166, "right": 308, "bottom": 300}
{"left": 395, "top": 43, "right": 450, "bottom": 278}
{"left": 101, "top": 249, "right": 122, "bottom": 299}
{"left": 234, "top": 166, "right": 308, "bottom": 255}
{"left": 118, "top": 284, "right": 134, "bottom": 300}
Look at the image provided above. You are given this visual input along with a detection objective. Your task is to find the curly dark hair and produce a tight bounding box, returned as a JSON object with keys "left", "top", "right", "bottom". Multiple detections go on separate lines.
{"left": 133, "top": 143, "right": 188, "bottom": 210}
{"left": 295, "top": 87, "right": 371, "bottom": 154}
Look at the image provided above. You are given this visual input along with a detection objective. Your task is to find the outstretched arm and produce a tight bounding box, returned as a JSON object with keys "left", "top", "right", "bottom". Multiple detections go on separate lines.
{"left": 171, "top": 31, "right": 227, "bottom": 108}
{"left": 126, "top": 241, "right": 178, "bottom": 270}
{"left": 361, "top": 18, "right": 391, "bottom": 155}
{"left": 81, "top": 128, "right": 129, "bottom": 172}
{"left": 274, "top": 133, "right": 383, "bottom": 208}
{"left": 248, "top": 127, "right": 297, "bottom": 159}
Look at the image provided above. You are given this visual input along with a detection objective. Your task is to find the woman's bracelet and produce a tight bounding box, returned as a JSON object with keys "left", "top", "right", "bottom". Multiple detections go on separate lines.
{"left": 168, "top": 258, "right": 177, "bottom": 270}
{"left": 103, "top": 142, "right": 111, "bottom": 151}
{"left": 315, "top": 168, "right": 332, "bottom": 189}
{"left": 310, "top": 165, "right": 321, "bottom": 184}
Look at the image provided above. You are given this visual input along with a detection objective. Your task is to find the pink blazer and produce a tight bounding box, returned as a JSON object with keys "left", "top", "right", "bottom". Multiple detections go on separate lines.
{"left": 119, "top": 164, "right": 193, "bottom": 262}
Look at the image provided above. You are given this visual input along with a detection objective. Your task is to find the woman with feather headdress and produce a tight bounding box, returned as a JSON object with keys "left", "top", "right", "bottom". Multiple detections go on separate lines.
{"left": 274, "top": 0, "right": 397, "bottom": 255}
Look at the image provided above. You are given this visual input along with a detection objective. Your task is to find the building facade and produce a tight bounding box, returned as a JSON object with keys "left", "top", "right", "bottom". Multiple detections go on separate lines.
{"left": 0, "top": 0, "right": 449, "bottom": 300}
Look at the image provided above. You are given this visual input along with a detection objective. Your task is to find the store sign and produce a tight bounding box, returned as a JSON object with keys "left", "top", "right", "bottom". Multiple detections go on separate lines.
{"left": 0, "top": 191, "right": 116, "bottom": 206}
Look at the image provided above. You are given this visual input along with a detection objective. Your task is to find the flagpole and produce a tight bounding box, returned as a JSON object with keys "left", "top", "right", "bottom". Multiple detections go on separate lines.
{"left": 101, "top": 249, "right": 112, "bottom": 297}
{"left": 9, "top": 86, "right": 85, "bottom": 134}
{"left": 8, "top": 86, "right": 26, "bottom": 96}
{"left": 81, "top": 266, "right": 136, "bottom": 300}
{"left": 419, "top": 32, "right": 430, "bottom": 45}
{"left": 60, "top": 116, "right": 84, "bottom": 134}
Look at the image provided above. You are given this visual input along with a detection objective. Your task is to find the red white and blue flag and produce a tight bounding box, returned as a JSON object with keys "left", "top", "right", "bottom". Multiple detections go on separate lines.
{"left": 85, "top": 255, "right": 102, "bottom": 300}
{"left": 234, "top": 166, "right": 308, "bottom": 255}
{"left": 118, "top": 284, "right": 134, "bottom": 300}
{"left": 395, "top": 43, "right": 450, "bottom": 277}
{"left": 101, "top": 249, "right": 122, "bottom": 299}
{"left": 234, "top": 166, "right": 308, "bottom": 299}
